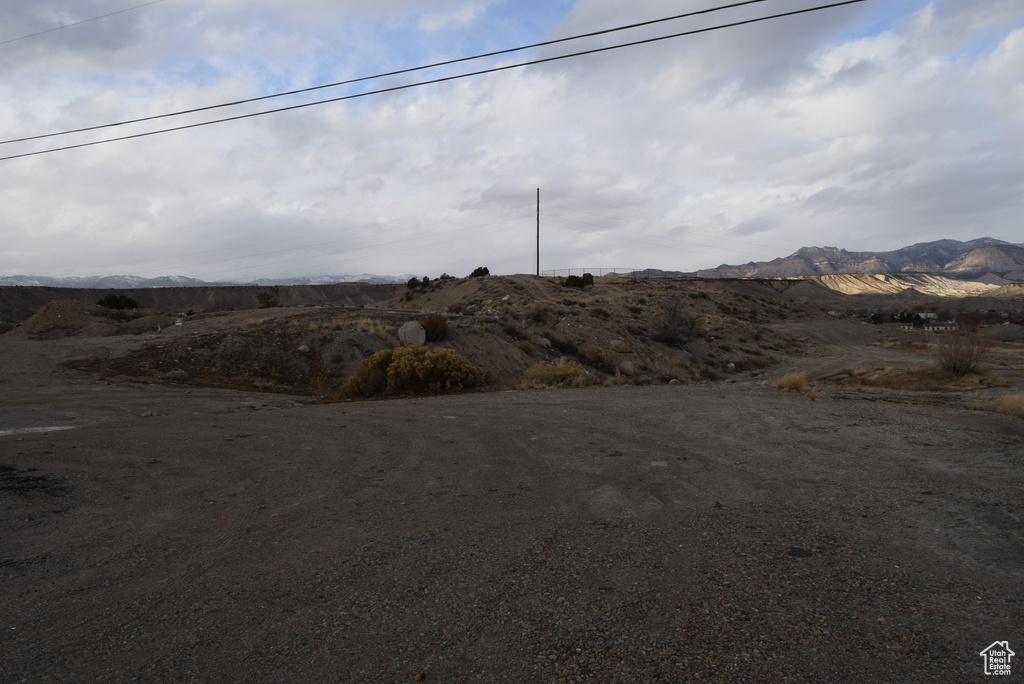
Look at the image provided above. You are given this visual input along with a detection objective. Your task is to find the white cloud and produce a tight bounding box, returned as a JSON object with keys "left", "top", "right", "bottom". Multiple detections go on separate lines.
{"left": 1, "top": 0, "right": 1023, "bottom": 280}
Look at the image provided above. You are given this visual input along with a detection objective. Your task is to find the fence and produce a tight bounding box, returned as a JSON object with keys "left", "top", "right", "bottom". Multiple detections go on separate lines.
{"left": 541, "top": 268, "right": 648, "bottom": 278}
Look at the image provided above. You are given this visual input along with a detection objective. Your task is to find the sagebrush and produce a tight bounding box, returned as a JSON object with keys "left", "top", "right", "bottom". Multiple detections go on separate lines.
{"left": 580, "top": 344, "right": 615, "bottom": 373}
{"left": 342, "top": 346, "right": 483, "bottom": 398}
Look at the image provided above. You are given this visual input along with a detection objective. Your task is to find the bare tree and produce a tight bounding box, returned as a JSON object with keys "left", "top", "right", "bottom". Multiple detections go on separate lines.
{"left": 934, "top": 329, "right": 991, "bottom": 377}
{"left": 652, "top": 300, "right": 702, "bottom": 348}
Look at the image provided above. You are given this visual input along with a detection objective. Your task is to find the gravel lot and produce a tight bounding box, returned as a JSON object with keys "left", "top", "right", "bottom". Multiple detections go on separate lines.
{"left": 1, "top": 333, "right": 1022, "bottom": 683}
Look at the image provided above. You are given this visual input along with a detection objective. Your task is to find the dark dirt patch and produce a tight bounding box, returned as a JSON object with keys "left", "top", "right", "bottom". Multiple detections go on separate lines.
{"left": 0, "top": 463, "right": 70, "bottom": 497}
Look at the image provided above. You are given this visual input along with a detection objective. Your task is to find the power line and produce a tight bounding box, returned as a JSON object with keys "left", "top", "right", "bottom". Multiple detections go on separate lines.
{"left": 0, "top": 0, "right": 168, "bottom": 47}
{"left": 0, "top": 0, "right": 867, "bottom": 163}
{"left": 1, "top": 0, "right": 775, "bottom": 146}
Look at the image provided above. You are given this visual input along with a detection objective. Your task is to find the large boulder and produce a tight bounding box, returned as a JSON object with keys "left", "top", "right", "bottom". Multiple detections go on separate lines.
{"left": 398, "top": 321, "right": 427, "bottom": 346}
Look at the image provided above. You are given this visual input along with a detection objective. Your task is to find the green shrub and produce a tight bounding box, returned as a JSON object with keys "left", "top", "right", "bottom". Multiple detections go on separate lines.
{"left": 257, "top": 292, "right": 280, "bottom": 309}
{"left": 470, "top": 266, "right": 490, "bottom": 278}
{"left": 522, "top": 359, "right": 589, "bottom": 388}
{"left": 342, "top": 346, "right": 483, "bottom": 398}
{"left": 96, "top": 294, "right": 137, "bottom": 310}
{"left": 407, "top": 277, "right": 422, "bottom": 288}
{"left": 421, "top": 313, "right": 448, "bottom": 341}
{"left": 564, "top": 275, "right": 585, "bottom": 288}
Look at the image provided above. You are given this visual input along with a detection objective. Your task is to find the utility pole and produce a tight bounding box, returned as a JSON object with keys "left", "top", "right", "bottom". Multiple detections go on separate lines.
{"left": 536, "top": 188, "right": 540, "bottom": 276}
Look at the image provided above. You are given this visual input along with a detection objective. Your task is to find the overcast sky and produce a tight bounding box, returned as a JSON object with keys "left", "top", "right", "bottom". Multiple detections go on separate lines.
{"left": 1, "top": 0, "right": 1022, "bottom": 281}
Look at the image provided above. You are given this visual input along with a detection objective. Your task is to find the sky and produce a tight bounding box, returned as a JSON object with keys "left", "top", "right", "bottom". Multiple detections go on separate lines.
{"left": 1, "top": 0, "right": 1022, "bottom": 281}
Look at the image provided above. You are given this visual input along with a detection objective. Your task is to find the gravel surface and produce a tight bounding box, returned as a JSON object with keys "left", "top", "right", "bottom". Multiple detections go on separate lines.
{"left": 1, "top": 335, "right": 1022, "bottom": 682}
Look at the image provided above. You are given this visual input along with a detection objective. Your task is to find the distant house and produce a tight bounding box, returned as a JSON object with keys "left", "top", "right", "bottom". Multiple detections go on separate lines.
{"left": 898, "top": 323, "right": 957, "bottom": 332}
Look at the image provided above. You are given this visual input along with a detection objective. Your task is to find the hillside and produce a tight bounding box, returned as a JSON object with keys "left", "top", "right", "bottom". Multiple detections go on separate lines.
{"left": 0, "top": 282, "right": 401, "bottom": 330}
{"left": 7, "top": 271, "right": 1024, "bottom": 397}
{"left": 698, "top": 237, "right": 1024, "bottom": 280}
{"left": 11, "top": 275, "right": 820, "bottom": 392}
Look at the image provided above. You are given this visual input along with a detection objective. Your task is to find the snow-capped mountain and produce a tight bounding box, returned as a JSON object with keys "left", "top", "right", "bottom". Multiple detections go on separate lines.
{"left": 0, "top": 274, "right": 416, "bottom": 288}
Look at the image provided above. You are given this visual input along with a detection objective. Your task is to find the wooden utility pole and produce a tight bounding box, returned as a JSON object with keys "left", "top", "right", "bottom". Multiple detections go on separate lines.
{"left": 536, "top": 188, "right": 540, "bottom": 276}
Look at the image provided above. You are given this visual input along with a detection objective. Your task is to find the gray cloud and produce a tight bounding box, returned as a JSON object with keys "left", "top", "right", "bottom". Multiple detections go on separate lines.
{"left": 1, "top": 1, "right": 1023, "bottom": 279}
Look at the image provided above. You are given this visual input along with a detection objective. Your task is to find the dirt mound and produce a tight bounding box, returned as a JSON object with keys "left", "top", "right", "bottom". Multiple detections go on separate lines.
{"left": 68, "top": 276, "right": 821, "bottom": 397}
{"left": 980, "top": 324, "right": 1024, "bottom": 341}
{"left": 7, "top": 300, "right": 124, "bottom": 339}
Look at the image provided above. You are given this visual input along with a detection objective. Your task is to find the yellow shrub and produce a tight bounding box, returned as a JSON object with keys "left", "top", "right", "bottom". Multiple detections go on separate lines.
{"left": 580, "top": 344, "right": 614, "bottom": 372}
{"left": 341, "top": 349, "right": 393, "bottom": 398}
{"left": 522, "top": 359, "right": 589, "bottom": 388}
{"left": 996, "top": 393, "right": 1024, "bottom": 419}
{"left": 777, "top": 372, "right": 807, "bottom": 391}
{"left": 342, "top": 346, "right": 483, "bottom": 399}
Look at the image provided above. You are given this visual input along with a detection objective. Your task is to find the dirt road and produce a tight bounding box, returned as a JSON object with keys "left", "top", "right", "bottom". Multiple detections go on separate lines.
{"left": 1, "top": 332, "right": 1022, "bottom": 682}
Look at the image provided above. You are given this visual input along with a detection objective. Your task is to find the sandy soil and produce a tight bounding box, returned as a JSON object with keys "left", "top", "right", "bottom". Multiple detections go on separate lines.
{"left": 1, "top": 325, "right": 1022, "bottom": 683}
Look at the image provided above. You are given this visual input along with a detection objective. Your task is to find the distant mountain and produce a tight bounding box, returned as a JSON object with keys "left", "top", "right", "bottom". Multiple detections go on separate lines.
{"left": 0, "top": 274, "right": 415, "bottom": 288}
{"left": 696, "top": 238, "right": 1024, "bottom": 280}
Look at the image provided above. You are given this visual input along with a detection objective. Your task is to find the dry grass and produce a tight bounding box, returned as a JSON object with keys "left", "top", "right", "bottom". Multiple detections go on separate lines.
{"left": 996, "top": 393, "right": 1024, "bottom": 419}
{"left": 883, "top": 339, "right": 930, "bottom": 352}
{"left": 777, "top": 372, "right": 807, "bottom": 392}
{"left": 985, "top": 343, "right": 1024, "bottom": 370}
{"left": 522, "top": 359, "right": 590, "bottom": 389}
{"left": 355, "top": 318, "right": 390, "bottom": 338}
{"left": 528, "top": 302, "right": 550, "bottom": 323}
{"left": 744, "top": 354, "right": 769, "bottom": 369}
{"left": 825, "top": 366, "right": 1011, "bottom": 392}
